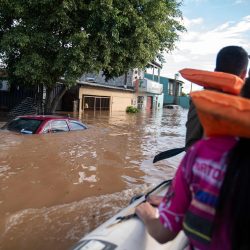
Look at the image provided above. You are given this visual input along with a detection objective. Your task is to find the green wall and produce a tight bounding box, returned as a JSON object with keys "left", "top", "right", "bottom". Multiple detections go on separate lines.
{"left": 144, "top": 73, "right": 190, "bottom": 109}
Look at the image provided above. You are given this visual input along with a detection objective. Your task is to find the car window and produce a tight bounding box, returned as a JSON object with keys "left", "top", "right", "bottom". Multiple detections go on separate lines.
{"left": 51, "top": 120, "right": 69, "bottom": 132}
{"left": 69, "top": 121, "right": 87, "bottom": 131}
{"left": 7, "top": 118, "right": 42, "bottom": 134}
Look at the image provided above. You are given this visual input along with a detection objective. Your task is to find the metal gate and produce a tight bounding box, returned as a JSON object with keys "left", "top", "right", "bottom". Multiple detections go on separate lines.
{"left": 82, "top": 95, "right": 110, "bottom": 111}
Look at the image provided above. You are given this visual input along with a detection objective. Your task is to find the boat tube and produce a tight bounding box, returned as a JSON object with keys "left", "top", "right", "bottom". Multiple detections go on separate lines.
{"left": 71, "top": 180, "right": 188, "bottom": 250}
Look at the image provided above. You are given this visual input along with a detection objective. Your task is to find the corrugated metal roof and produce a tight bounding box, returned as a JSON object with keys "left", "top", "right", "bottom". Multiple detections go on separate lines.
{"left": 77, "top": 80, "right": 135, "bottom": 92}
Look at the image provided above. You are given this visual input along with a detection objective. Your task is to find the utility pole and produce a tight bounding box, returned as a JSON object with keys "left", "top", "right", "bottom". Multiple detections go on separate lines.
{"left": 190, "top": 82, "right": 193, "bottom": 93}
{"left": 173, "top": 73, "right": 179, "bottom": 105}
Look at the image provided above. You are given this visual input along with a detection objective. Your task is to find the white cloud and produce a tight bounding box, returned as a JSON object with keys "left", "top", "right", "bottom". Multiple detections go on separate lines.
{"left": 225, "top": 15, "right": 250, "bottom": 34}
{"left": 161, "top": 16, "right": 250, "bottom": 93}
{"left": 233, "top": 0, "right": 246, "bottom": 5}
{"left": 183, "top": 17, "right": 204, "bottom": 28}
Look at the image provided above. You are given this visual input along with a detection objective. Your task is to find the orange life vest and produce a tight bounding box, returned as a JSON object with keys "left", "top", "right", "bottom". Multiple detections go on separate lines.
{"left": 179, "top": 68, "right": 244, "bottom": 95}
{"left": 191, "top": 90, "right": 250, "bottom": 138}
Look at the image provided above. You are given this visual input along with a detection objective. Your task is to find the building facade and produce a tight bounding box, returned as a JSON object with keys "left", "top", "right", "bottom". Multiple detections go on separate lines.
{"left": 78, "top": 65, "right": 164, "bottom": 113}
{"left": 0, "top": 64, "right": 168, "bottom": 115}
{"left": 78, "top": 82, "right": 135, "bottom": 113}
{"left": 135, "top": 78, "right": 164, "bottom": 110}
{"left": 144, "top": 73, "right": 190, "bottom": 109}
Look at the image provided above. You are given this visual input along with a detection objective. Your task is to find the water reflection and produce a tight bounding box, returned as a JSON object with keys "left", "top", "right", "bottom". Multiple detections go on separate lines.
{"left": 0, "top": 108, "right": 187, "bottom": 250}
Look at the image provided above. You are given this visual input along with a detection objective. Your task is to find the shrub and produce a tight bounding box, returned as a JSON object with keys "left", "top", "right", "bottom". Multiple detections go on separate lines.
{"left": 126, "top": 106, "right": 139, "bottom": 113}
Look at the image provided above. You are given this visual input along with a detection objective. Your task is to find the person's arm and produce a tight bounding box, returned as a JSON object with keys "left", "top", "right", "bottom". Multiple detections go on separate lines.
{"left": 185, "top": 99, "right": 203, "bottom": 150}
{"left": 136, "top": 148, "right": 196, "bottom": 244}
{"left": 135, "top": 202, "right": 177, "bottom": 243}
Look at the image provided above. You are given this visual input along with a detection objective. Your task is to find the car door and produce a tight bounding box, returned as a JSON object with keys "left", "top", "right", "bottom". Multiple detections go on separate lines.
{"left": 50, "top": 120, "right": 70, "bottom": 133}
{"left": 68, "top": 121, "right": 87, "bottom": 131}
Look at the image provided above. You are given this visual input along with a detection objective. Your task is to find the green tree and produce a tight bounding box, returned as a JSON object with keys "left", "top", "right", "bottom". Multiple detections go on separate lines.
{"left": 0, "top": 0, "right": 185, "bottom": 113}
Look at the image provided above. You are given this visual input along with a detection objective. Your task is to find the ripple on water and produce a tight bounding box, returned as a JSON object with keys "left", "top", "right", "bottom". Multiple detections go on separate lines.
{"left": 0, "top": 165, "right": 11, "bottom": 175}
{"left": 1, "top": 185, "right": 149, "bottom": 250}
{"left": 73, "top": 172, "right": 97, "bottom": 185}
{"left": 0, "top": 108, "right": 188, "bottom": 250}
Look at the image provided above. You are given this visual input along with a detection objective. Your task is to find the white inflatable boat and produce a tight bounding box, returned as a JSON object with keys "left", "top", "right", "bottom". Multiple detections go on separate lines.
{"left": 71, "top": 180, "right": 188, "bottom": 250}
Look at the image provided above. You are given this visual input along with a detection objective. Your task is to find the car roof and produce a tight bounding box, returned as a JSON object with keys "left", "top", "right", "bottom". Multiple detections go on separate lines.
{"left": 17, "top": 115, "right": 78, "bottom": 122}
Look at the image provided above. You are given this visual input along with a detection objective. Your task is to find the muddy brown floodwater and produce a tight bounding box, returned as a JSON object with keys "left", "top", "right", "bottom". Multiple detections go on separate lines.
{"left": 0, "top": 108, "right": 187, "bottom": 250}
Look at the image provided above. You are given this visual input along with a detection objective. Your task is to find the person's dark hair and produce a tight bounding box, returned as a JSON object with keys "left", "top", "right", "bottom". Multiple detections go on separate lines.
{"left": 241, "top": 77, "right": 250, "bottom": 98}
{"left": 215, "top": 46, "right": 248, "bottom": 76}
{"left": 217, "top": 77, "right": 250, "bottom": 250}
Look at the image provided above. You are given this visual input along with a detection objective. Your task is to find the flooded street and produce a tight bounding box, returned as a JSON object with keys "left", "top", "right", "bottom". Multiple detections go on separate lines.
{"left": 0, "top": 108, "right": 187, "bottom": 250}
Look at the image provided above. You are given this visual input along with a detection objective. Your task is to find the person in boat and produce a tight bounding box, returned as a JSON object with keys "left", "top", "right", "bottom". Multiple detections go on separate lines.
{"left": 136, "top": 77, "right": 250, "bottom": 250}
{"left": 185, "top": 45, "right": 249, "bottom": 150}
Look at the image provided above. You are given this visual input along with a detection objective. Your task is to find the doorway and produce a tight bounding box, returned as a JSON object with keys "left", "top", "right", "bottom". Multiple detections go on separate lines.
{"left": 146, "top": 96, "right": 153, "bottom": 110}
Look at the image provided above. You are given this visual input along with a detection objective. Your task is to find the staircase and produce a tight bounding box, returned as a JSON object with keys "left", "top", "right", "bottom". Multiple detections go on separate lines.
{"left": 7, "top": 97, "right": 40, "bottom": 121}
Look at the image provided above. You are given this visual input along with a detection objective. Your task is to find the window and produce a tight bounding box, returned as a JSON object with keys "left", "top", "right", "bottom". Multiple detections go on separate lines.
{"left": 137, "top": 96, "right": 144, "bottom": 104}
{"left": 169, "top": 82, "right": 174, "bottom": 95}
{"left": 51, "top": 120, "right": 69, "bottom": 132}
{"left": 7, "top": 118, "right": 42, "bottom": 134}
{"left": 42, "top": 122, "right": 51, "bottom": 133}
{"left": 137, "top": 96, "right": 144, "bottom": 109}
{"left": 69, "top": 121, "right": 87, "bottom": 131}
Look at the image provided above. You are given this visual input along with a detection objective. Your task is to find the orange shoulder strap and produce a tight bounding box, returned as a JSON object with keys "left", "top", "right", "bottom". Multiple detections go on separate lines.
{"left": 191, "top": 90, "right": 250, "bottom": 138}
{"left": 179, "top": 68, "right": 243, "bottom": 95}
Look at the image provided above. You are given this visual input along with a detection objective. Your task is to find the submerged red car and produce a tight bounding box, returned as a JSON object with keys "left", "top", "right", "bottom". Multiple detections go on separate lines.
{"left": 2, "top": 115, "right": 87, "bottom": 134}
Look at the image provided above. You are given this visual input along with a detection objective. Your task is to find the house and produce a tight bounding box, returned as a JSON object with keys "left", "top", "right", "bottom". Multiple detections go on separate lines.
{"left": 0, "top": 62, "right": 167, "bottom": 115}
{"left": 77, "top": 81, "right": 136, "bottom": 113}
{"left": 77, "top": 69, "right": 138, "bottom": 113}
{"left": 144, "top": 73, "right": 190, "bottom": 109}
{"left": 134, "top": 61, "right": 164, "bottom": 110}
{"left": 77, "top": 62, "right": 164, "bottom": 113}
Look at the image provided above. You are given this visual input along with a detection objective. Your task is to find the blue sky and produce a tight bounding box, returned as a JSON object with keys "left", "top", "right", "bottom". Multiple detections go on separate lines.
{"left": 160, "top": 0, "right": 250, "bottom": 93}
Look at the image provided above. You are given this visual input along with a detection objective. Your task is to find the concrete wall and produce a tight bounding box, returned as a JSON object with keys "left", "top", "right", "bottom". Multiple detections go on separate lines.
{"left": 164, "top": 95, "right": 190, "bottom": 109}
{"left": 78, "top": 86, "right": 136, "bottom": 112}
{"left": 145, "top": 73, "right": 190, "bottom": 109}
{"left": 179, "top": 96, "right": 190, "bottom": 109}
{"left": 164, "top": 95, "right": 174, "bottom": 104}
{"left": 158, "top": 93, "right": 164, "bottom": 109}
{"left": 144, "top": 73, "right": 160, "bottom": 83}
